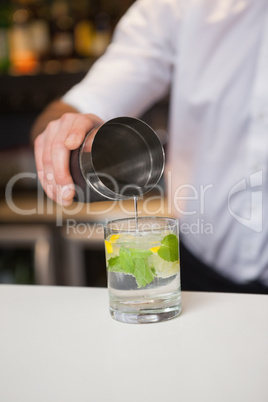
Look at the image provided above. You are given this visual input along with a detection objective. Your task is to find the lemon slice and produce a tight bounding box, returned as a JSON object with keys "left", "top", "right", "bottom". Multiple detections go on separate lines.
{"left": 105, "top": 234, "right": 121, "bottom": 255}
{"left": 149, "top": 253, "right": 180, "bottom": 278}
{"left": 110, "top": 234, "right": 120, "bottom": 242}
{"left": 150, "top": 246, "right": 160, "bottom": 253}
{"left": 105, "top": 240, "right": 113, "bottom": 254}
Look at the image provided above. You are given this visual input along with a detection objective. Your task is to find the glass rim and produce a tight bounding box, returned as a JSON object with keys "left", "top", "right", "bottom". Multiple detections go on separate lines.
{"left": 104, "top": 216, "right": 179, "bottom": 233}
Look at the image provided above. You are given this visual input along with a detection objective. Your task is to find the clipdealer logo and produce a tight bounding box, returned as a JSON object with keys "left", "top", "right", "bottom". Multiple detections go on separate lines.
{"left": 228, "top": 170, "right": 263, "bottom": 233}
{"left": 5, "top": 170, "right": 264, "bottom": 233}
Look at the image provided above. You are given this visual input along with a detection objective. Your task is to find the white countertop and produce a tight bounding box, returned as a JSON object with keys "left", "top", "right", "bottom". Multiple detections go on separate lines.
{"left": 0, "top": 285, "right": 267, "bottom": 402}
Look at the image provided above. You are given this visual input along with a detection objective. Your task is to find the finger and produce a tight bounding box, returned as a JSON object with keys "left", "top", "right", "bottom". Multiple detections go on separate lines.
{"left": 50, "top": 114, "right": 83, "bottom": 204}
{"left": 34, "top": 133, "right": 45, "bottom": 188}
{"left": 34, "top": 133, "right": 55, "bottom": 201}
{"left": 51, "top": 145, "right": 75, "bottom": 205}
{"left": 54, "top": 114, "right": 101, "bottom": 204}
{"left": 42, "top": 120, "right": 62, "bottom": 203}
{"left": 45, "top": 171, "right": 58, "bottom": 202}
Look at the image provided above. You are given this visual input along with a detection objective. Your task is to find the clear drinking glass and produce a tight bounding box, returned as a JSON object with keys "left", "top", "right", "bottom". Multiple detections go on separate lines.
{"left": 104, "top": 217, "right": 181, "bottom": 324}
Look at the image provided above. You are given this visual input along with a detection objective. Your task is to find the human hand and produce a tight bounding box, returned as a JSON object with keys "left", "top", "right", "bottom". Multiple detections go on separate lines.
{"left": 34, "top": 112, "right": 104, "bottom": 206}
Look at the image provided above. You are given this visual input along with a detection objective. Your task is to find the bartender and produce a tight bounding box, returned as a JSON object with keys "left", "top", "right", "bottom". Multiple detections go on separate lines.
{"left": 31, "top": 0, "right": 268, "bottom": 294}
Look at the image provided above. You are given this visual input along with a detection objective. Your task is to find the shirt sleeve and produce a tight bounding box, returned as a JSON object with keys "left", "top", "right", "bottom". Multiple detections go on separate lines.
{"left": 62, "top": 0, "right": 180, "bottom": 120}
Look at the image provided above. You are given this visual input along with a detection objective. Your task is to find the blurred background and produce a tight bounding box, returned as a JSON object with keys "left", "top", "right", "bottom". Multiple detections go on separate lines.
{"left": 0, "top": 0, "right": 169, "bottom": 287}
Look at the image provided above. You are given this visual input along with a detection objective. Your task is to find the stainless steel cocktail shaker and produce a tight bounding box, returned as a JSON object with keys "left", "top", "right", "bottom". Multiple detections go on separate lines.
{"left": 70, "top": 117, "right": 165, "bottom": 202}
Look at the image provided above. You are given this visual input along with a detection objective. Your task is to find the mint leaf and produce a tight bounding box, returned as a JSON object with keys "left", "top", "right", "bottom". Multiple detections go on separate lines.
{"left": 130, "top": 248, "right": 152, "bottom": 259}
{"left": 133, "top": 258, "right": 155, "bottom": 288}
{"left": 157, "top": 234, "right": 178, "bottom": 262}
{"left": 107, "top": 246, "right": 155, "bottom": 288}
{"left": 119, "top": 247, "right": 135, "bottom": 274}
{"left": 107, "top": 256, "right": 124, "bottom": 272}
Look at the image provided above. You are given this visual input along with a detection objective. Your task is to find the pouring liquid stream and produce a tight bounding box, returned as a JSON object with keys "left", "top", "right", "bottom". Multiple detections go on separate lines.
{"left": 133, "top": 195, "right": 138, "bottom": 231}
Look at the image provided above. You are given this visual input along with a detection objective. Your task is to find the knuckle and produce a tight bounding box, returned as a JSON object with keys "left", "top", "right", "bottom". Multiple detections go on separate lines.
{"left": 52, "top": 139, "right": 65, "bottom": 151}
{"left": 73, "top": 113, "right": 90, "bottom": 128}
{"left": 79, "top": 114, "right": 89, "bottom": 123}
{"left": 46, "top": 120, "right": 57, "bottom": 131}
{"left": 55, "top": 170, "right": 70, "bottom": 184}
{"left": 60, "top": 112, "right": 75, "bottom": 123}
{"left": 42, "top": 151, "right": 52, "bottom": 166}
{"left": 81, "top": 114, "right": 93, "bottom": 127}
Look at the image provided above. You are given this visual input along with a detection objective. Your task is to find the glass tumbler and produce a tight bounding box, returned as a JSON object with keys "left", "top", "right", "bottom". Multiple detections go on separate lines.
{"left": 104, "top": 217, "right": 181, "bottom": 324}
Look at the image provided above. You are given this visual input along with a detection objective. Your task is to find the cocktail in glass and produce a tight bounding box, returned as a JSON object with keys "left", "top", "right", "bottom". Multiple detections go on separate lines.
{"left": 104, "top": 217, "right": 181, "bottom": 324}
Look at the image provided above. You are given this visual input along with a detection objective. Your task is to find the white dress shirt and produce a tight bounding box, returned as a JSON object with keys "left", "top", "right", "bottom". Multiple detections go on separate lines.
{"left": 63, "top": 0, "right": 268, "bottom": 285}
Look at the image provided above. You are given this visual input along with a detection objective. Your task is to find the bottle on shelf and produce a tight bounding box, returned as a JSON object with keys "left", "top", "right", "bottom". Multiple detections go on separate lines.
{"left": 0, "top": 1, "right": 12, "bottom": 74}
{"left": 0, "top": 0, "right": 136, "bottom": 76}
{"left": 72, "top": 0, "right": 95, "bottom": 59}
{"left": 9, "top": 0, "right": 39, "bottom": 74}
{"left": 50, "top": 0, "right": 74, "bottom": 62}
{"left": 29, "top": 0, "right": 51, "bottom": 65}
{"left": 90, "top": 11, "right": 111, "bottom": 58}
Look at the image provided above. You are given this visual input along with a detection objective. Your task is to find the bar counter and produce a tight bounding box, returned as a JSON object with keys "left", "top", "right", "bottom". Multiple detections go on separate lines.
{"left": 0, "top": 286, "right": 267, "bottom": 402}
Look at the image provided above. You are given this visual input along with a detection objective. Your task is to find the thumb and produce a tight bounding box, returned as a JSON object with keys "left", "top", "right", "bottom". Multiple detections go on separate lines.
{"left": 64, "top": 114, "right": 103, "bottom": 150}
{"left": 64, "top": 129, "right": 87, "bottom": 150}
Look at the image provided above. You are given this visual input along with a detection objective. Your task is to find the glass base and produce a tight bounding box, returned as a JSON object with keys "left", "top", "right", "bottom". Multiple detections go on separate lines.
{"left": 110, "top": 305, "right": 182, "bottom": 324}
